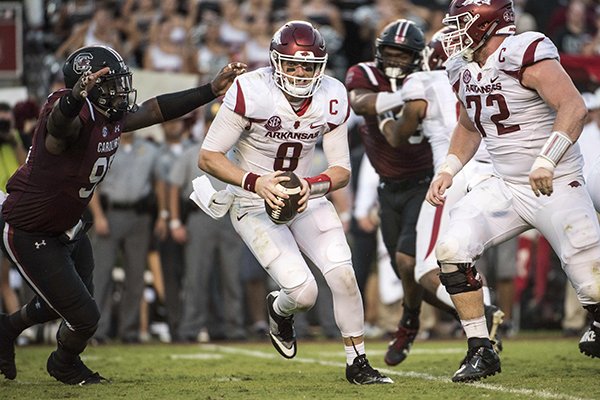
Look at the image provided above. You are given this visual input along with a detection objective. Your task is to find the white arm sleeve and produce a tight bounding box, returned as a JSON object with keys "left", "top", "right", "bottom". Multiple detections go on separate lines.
{"left": 201, "top": 106, "right": 247, "bottom": 153}
{"left": 322, "top": 123, "right": 351, "bottom": 171}
{"left": 353, "top": 154, "right": 379, "bottom": 219}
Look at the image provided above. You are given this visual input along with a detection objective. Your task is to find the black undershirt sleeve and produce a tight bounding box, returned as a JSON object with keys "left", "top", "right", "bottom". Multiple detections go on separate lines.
{"left": 156, "top": 83, "right": 216, "bottom": 121}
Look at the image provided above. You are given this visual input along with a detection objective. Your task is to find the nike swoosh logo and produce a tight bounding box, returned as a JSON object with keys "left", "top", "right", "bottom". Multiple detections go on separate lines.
{"left": 490, "top": 77, "right": 499, "bottom": 83}
{"left": 309, "top": 122, "right": 325, "bottom": 129}
{"left": 212, "top": 200, "right": 228, "bottom": 206}
{"left": 236, "top": 212, "right": 248, "bottom": 221}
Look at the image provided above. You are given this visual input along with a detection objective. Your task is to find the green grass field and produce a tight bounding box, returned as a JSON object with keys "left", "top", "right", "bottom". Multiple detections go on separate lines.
{"left": 1, "top": 333, "right": 598, "bottom": 400}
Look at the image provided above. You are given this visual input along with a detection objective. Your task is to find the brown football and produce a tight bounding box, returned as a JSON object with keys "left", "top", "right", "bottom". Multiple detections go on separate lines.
{"left": 265, "top": 171, "right": 302, "bottom": 224}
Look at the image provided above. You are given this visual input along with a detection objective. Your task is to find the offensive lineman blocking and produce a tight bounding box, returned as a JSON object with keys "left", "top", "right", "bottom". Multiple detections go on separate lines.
{"left": 428, "top": 0, "right": 600, "bottom": 382}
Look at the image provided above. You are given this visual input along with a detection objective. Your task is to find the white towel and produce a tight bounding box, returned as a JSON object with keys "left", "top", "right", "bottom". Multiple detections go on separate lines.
{"left": 189, "top": 175, "right": 234, "bottom": 219}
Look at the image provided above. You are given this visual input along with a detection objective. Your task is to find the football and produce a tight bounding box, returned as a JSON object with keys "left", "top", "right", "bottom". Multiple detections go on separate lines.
{"left": 265, "top": 171, "right": 303, "bottom": 224}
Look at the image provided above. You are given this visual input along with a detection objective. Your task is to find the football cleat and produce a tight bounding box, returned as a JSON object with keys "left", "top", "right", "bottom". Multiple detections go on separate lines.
{"left": 452, "top": 346, "right": 501, "bottom": 383}
{"left": 346, "top": 354, "right": 394, "bottom": 385}
{"left": 384, "top": 325, "right": 418, "bottom": 366}
{"left": 266, "top": 291, "right": 297, "bottom": 359}
{"left": 579, "top": 324, "right": 600, "bottom": 358}
{"left": 47, "top": 351, "right": 108, "bottom": 385}
{"left": 0, "top": 314, "right": 17, "bottom": 380}
{"left": 484, "top": 305, "right": 505, "bottom": 353}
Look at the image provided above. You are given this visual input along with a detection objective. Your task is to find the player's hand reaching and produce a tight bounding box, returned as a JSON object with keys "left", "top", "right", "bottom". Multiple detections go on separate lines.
{"left": 211, "top": 62, "right": 247, "bottom": 96}
{"left": 72, "top": 67, "right": 111, "bottom": 101}
{"left": 255, "top": 171, "right": 290, "bottom": 210}
{"left": 529, "top": 166, "right": 554, "bottom": 197}
{"left": 426, "top": 173, "right": 453, "bottom": 206}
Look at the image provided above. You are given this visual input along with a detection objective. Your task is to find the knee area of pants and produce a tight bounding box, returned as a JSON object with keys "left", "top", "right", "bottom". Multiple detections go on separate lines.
{"left": 577, "top": 282, "right": 600, "bottom": 304}
{"left": 436, "top": 236, "right": 462, "bottom": 263}
{"left": 293, "top": 280, "right": 318, "bottom": 311}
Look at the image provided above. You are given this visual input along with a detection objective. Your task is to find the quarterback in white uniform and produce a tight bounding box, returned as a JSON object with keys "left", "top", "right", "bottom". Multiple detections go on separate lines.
{"left": 427, "top": 0, "right": 600, "bottom": 383}
{"left": 199, "top": 21, "right": 392, "bottom": 385}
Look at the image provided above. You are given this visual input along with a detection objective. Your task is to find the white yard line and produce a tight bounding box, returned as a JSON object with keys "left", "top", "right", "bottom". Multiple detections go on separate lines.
{"left": 190, "top": 345, "right": 594, "bottom": 400}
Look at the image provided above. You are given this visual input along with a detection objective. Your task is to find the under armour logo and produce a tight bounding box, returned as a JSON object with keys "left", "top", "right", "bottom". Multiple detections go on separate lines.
{"left": 34, "top": 240, "right": 47, "bottom": 249}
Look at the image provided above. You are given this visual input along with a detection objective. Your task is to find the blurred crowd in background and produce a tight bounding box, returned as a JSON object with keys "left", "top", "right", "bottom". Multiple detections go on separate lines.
{"left": 1, "top": 0, "right": 600, "bottom": 346}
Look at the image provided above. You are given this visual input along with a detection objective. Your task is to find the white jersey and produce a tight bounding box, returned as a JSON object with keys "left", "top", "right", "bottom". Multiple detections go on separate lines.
{"left": 205, "top": 67, "right": 350, "bottom": 198}
{"left": 446, "top": 32, "right": 583, "bottom": 184}
{"left": 402, "top": 70, "right": 492, "bottom": 175}
{"left": 402, "top": 70, "right": 458, "bottom": 171}
{"left": 407, "top": 72, "right": 492, "bottom": 281}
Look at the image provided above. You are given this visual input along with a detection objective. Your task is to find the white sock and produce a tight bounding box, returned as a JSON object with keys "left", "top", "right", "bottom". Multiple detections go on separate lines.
{"left": 435, "top": 284, "right": 455, "bottom": 308}
{"left": 461, "top": 316, "right": 488, "bottom": 339}
{"left": 345, "top": 341, "right": 365, "bottom": 365}
{"left": 482, "top": 286, "right": 491, "bottom": 306}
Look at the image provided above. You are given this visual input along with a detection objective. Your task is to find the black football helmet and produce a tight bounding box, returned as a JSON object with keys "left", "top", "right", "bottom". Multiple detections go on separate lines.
{"left": 62, "top": 45, "right": 137, "bottom": 121}
{"left": 270, "top": 20, "right": 328, "bottom": 98}
{"left": 375, "top": 19, "right": 425, "bottom": 80}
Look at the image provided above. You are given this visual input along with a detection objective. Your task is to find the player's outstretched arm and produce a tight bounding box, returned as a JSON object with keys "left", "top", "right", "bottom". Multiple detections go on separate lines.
{"left": 123, "top": 62, "right": 247, "bottom": 132}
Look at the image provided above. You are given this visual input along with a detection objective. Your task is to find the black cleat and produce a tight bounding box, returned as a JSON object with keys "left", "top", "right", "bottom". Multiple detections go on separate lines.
{"left": 0, "top": 314, "right": 17, "bottom": 380}
{"left": 384, "top": 325, "right": 418, "bottom": 366}
{"left": 452, "top": 346, "right": 501, "bottom": 382}
{"left": 484, "top": 305, "right": 505, "bottom": 353}
{"left": 47, "top": 351, "right": 108, "bottom": 385}
{"left": 346, "top": 354, "right": 393, "bottom": 384}
{"left": 266, "top": 291, "right": 297, "bottom": 359}
{"left": 579, "top": 324, "right": 600, "bottom": 358}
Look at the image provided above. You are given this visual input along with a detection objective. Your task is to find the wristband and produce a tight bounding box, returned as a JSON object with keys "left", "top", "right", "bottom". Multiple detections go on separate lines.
{"left": 159, "top": 209, "right": 170, "bottom": 219}
{"left": 375, "top": 90, "right": 404, "bottom": 114}
{"left": 378, "top": 117, "right": 394, "bottom": 133}
{"left": 538, "top": 130, "right": 573, "bottom": 167}
{"left": 59, "top": 92, "right": 84, "bottom": 118}
{"left": 338, "top": 211, "right": 351, "bottom": 223}
{"left": 305, "top": 174, "right": 332, "bottom": 199}
{"left": 530, "top": 156, "right": 555, "bottom": 173}
{"left": 242, "top": 172, "right": 260, "bottom": 193}
{"left": 169, "top": 219, "right": 182, "bottom": 229}
{"left": 437, "top": 154, "right": 463, "bottom": 177}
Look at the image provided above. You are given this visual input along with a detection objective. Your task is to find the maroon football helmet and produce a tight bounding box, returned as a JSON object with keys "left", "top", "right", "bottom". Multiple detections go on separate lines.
{"left": 422, "top": 26, "right": 456, "bottom": 71}
{"left": 270, "top": 20, "right": 328, "bottom": 98}
{"left": 442, "top": 0, "right": 516, "bottom": 60}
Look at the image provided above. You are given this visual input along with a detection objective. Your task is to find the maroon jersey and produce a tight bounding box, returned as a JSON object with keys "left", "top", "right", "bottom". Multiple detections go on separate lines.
{"left": 345, "top": 62, "right": 433, "bottom": 181}
{"left": 2, "top": 90, "right": 124, "bottom": 234}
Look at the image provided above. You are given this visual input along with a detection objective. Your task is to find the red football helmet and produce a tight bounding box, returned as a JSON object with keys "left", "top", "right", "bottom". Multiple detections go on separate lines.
{"left": 422, "top": 26, "right": 456, "bottom": 71}
{"left": 442, "top": 0, "right": 516, "bottom": 60}
{"left": 270, "top": 20, "right": 328, "bottom": 98}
